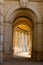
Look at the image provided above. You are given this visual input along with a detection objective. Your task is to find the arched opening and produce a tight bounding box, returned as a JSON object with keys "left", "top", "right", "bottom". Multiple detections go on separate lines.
{"left": 4, "top": 7, "right": 42, "bottom": 61}
{"left": 13, "top": 17, "right": 32, "bottom": 58}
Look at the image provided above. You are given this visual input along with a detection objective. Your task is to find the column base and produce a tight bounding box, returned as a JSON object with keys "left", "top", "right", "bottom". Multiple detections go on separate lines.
{"left": 3, "top": 52, "right": 13, "bottom": 61}
{"left": 32, "top": 51, "right": 43, "bottom": 61}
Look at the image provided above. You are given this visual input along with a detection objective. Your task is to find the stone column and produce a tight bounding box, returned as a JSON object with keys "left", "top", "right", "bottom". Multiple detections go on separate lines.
{"left": 0, "top": 0, "right": 4, "bottom": 62}
{"left": 32, "top": 23, "right": 43, "bottom": 61}
{"left": 13, "top": 28, "right": 18, "bottom": 55}
{"left": 4, "top": 22, "right": 12, "bottom": 61}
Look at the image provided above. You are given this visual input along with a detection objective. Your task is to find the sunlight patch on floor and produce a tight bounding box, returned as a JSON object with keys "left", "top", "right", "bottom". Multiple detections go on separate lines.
{"left": 13, "top": 52, "right": 31, "bottom": 58}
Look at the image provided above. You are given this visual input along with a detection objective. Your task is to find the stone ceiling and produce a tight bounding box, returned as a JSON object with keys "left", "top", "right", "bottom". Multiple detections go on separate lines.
{"left": 5, "top": 0, "right": 43, "bottom": 2}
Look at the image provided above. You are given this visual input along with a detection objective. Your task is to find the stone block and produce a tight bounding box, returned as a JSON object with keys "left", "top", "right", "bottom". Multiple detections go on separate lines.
{"left": 0, "top": 25, "right": 4, "bottom": 35}
{"left": 0, "top": 52, "right": 3, "bottom": 62}
{"left": 0, "top": 5, "right": 4, "bottom": 15}
{"left": 0, "top": 15, "right": 4, "bottom": 24}
{"left": 4, "top": 23, "right": 12, "bottom": 55}
{"left": 0, "top": 44, "right": 3, "bottom": 52}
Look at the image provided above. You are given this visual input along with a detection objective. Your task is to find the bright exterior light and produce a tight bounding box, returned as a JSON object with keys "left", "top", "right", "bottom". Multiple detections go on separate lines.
{"left": 13, "top": 24, "right": 32, "bottom": 58}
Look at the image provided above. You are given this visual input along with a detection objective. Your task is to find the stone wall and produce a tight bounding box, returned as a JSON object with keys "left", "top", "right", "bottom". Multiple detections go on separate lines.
{"left": 0, "top": 0, "right": 4, "bottom": 62}
{"left": 3, "top": 23, "right": 12, "bottom": 61}
{"left": 3, "top": 0, "right": 43, "bottom": 61}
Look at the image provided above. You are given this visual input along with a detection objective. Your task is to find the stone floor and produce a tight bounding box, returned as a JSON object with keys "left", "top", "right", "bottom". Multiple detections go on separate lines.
{"left": 0, "top": 58, "right": 43, "bottom": 65}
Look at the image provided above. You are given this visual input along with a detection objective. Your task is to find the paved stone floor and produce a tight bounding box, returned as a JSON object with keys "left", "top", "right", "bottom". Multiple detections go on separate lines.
{"left": 0, "top": 59, "right": 43, "bottom": 65}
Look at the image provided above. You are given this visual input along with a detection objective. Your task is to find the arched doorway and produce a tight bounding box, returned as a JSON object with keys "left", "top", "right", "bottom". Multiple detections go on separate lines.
{"left": 13, "top": 17, "right": 32, "bottom": 58}
{"left": 4, "top": 8, "right": 42, "bottom": 61}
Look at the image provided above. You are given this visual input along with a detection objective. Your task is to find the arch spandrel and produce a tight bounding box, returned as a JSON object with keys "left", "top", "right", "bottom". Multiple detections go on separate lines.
{"left": 5, "top": 5, "right": 42, "bottom": 25}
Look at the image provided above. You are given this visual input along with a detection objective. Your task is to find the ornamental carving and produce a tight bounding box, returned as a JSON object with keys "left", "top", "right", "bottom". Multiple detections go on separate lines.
{"left": 20, "top": 0, "right": 28, "bottom": 7}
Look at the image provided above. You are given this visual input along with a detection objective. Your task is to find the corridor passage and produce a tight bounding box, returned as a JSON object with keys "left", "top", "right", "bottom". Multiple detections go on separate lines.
{"left": 0, "top": 59, "right": 43, "bottom": 65}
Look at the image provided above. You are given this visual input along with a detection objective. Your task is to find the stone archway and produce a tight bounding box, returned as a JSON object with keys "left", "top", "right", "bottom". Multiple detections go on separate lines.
{"left": 13, "top": 17, "right": 32, "bottom": 58}
{"left": 4, "top": 8, "right": 43, "bottom": 61}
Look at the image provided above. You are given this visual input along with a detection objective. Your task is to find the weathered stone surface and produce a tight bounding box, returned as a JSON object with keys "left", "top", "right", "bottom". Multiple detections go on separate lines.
{"left": 3, "top": 23, "right": 12, "bottom": 60}
{"left": 5, "top": 0, "right": 43, "bottom": 2}
{"left": 0, "top": 0, "right": 43, "bottom": 62}
{"left": 0, "top": 0, "right": 4, "bottom": 62}
{"left": 0, "top": 6, "right": 3, "bottom": 14}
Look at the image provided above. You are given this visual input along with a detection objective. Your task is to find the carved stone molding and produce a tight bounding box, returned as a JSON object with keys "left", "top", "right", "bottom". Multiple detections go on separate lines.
{"left": 20, "top": 0, "right": 28, "bottom": 8}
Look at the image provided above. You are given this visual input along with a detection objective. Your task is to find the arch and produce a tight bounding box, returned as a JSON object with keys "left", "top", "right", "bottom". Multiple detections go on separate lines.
{"left": 5, "top": 5, "right": 42, "bottom": 24}
{"left": 4, "top": 5, "right": 43, "bottom": 61}
{"left": 13, "top": 17, "right": 32, "bottom": 28}
{"left": 13, "top": 17, "right": 32, "bottom": 58}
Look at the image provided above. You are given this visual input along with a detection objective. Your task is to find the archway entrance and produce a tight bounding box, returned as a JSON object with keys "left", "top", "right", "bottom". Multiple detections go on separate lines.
{"left": 13, "top": 17, "right": 32, "bottom": 58}
{"left": 4, "top": 7, "right": 42, "bottom": 61}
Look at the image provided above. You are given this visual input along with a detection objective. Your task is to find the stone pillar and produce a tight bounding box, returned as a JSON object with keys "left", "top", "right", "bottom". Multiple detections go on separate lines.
{"left": 27, "top": 28, "right": 32, "bottom": 57}
{"left": 4, "top": 22, "right": 12, "bottom": 61}
{"left": 13, "top": 28, "right": 18, "bottom": 55}
{"left": 0, "top": 0, "right": 4, "bottom": 62}
{"left": 32, "top": 23, "right": 43, "bottom": 61}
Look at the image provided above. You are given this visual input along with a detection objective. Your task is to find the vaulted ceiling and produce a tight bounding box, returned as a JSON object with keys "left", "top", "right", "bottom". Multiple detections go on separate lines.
{"left": 17, "top": 24, "right": 29, "bottom": 32}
